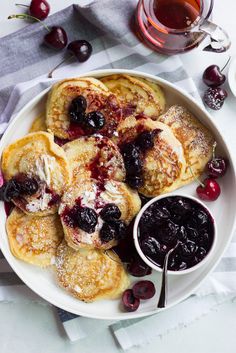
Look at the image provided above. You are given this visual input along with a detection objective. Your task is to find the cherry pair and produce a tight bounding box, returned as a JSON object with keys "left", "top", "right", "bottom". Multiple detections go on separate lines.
{"left": 196, "top": 143, "right": 227, "bottom": 201}
{"left": 202, "top": 58, "right": 230, "bottom": 110}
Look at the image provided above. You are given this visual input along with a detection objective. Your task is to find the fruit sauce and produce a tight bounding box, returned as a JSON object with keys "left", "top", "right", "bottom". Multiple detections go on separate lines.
{"left": 138, "top": 196, "right": 215, "bottom": 271}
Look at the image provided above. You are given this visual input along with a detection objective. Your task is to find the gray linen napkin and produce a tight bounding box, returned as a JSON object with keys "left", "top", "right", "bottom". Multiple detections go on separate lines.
{"left": 1, "top": 2, "right": 226, "bottom": 350}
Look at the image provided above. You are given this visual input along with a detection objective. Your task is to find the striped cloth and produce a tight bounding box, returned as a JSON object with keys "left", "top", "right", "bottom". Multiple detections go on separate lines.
{"left": 0, "top": 2, "right": 236, "bottom": 350}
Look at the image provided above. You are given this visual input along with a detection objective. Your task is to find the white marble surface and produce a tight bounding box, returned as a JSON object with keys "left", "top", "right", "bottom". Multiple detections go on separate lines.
{"left": 0, "top": 1, "right": 236, "bottom": 352}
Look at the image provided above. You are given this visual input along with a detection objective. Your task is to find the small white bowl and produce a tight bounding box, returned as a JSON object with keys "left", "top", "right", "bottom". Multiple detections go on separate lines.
{"left": 228, "top": 56, "right": 236, "bottom": 97}
{"left": 133, "top": 193, "right": 217, "bottom": 275}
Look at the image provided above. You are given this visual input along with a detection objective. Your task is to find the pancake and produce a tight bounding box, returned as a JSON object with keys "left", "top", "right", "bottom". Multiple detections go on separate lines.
{"left": 59, "top": 179, "right": 141, "bottom": 250}
{"left": 63, "top": 135, "right": 125, "bottom": 183}
{"left": 1, "top": 131, "right": 71, "bottom": 216}
{"left": 6, "top": 207, "right": 63, "bottom": 267}
{"left": 116, "top": 116, "right": 187, "bottom": 197}
{"left": 55, "top": 241, "right": 129, "bottom": 302}
{"left": 101, "top": 74, "right": 165, "bottom": 119}
{"left": 29, "top": 113, "right": 47, "bottom": 133}
{"left": 158, "top": 105, "right": 214, "bottom": 182}
{"left": 46, "top": 77, "right": 122, "bottom": 140}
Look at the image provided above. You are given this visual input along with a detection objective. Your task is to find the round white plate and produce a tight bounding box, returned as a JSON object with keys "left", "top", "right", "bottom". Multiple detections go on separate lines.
{"left": 0, "top": 69, "right": 236, "bottom": 320}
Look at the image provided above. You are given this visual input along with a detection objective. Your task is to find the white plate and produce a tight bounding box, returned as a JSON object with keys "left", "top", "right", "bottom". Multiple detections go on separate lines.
{"left": 0, "top": 69, "right": 236, "bottom": 320}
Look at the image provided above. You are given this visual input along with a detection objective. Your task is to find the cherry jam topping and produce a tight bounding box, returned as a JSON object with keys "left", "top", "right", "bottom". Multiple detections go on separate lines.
{"left": 138, "top": 196, "right": 214, "bottom": 271}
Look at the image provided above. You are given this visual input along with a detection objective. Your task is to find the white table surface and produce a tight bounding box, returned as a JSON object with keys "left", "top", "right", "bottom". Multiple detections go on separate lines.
{"left": 0, "top": 1, "right": 236, "bottom": 353}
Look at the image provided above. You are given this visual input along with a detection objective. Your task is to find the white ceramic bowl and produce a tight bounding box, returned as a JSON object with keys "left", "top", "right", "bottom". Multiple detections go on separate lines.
{"left": 0, "top": 69, "right": 236, "bottom": 320}
{"left": 133, "top": 193, "right": 217, "bottom": 275}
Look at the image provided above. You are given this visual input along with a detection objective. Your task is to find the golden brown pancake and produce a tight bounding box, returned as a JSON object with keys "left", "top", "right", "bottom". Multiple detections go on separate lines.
{"left": 29, "top": 113, "right": 47, "bottom": 133}
{"left": 1, "top": 132, "right": 71, "bottom": 216}
{"left": 158, "top": 105, "right": 214, "bottom": 183}
{"left": 59, "top": 179, "right": 141, "bottom": 250}
{"left": 63, "top": 135, "right": 125, "bottom": 183}
{"left": 46, "top": 77, "right": 122, "bottom": 140}
{"left": 55, "top": 241, "right": 129, "bottom": 302}
{"left": 116, "top": 116, "right": 186, "bottom": 197}
{"left": 7, "top": 208, "right": 63, "bottom": 267}
{"left": 101, "top": 74, "right": 165, "bottom": 119}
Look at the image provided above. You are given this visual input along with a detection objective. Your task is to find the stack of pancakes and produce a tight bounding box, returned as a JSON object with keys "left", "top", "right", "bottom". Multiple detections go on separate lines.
{"left": 3, "top": 75, "right": 214, "bottom": 302}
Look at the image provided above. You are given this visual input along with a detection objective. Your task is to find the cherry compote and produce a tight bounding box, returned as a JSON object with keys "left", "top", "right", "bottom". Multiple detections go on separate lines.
{"left": 138, "top": 196, "right": 214, "bottom": 271}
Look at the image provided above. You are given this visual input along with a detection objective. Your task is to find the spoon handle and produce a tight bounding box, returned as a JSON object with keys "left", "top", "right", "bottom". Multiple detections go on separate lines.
{"left": 157, "top": 247, "right": 175, "bottom": 308}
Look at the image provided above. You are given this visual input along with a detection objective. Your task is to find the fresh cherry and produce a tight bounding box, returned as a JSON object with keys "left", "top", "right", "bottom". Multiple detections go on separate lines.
{"left": 122, "top": 289, "right": 140, "bottom": 312}
{"left": 132, "top": 280, "right": 156, "bottom": 300}
{"left": 8, "top": 14, "right": 68, "bottom": 50}
{"left": 203, "top": 87, "right": 227, "bottom": 110}
{"left": 203, "top": 65, "right": 226, "bottom": 88}
{"left": 196, "top": 178, "right": 221, "bottom": 201}
{"left": 29, "top": 0, "right": 50, "bottom": 20}
{"left": 48, "top": 39, "right": 93, "bottom": 78}
{"left": 202, "top": 57, "right": 230, "bottom": 88}
{"left": 44, "top": 26, "right": 68, "bottom": 50}
{"left": 207, "top": 157, "right": 228, "bottom": 178}
{"left": 206, "top": 142, "right": 228, "bottom": 178}
{"left": 67, "top": 40, "right": 93, "bottom": 63}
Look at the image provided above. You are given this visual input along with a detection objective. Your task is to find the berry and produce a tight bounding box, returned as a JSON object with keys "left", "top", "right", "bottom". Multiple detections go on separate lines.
{"left": 44, "top": 26, "right": 68, "bottom": 50}
{"left": 99, "top": 222, "right": 116, "bottom": 243}
{"left": 122, "top": 289, "right": 140, "bottom": 312}
{"left": 69, "top": 96, "right": 87, "bottom": 124}
{"left": 0, "top": 184, "right": 6, "bottom": 201}
{"left": 100, "top": 203, "right": 121, "bottom": 222}
{"left": 86, "top": 111, "right": 105, "bottom": 131}
{"left": 207, "top": 157, "right": 228, "bottom": 178}
{"left": 3, "top": 179, "right": 21, "bottom": 201}
{"left": 203, "top": 87, "right": 227, "bottom": 110}
{"left": 67, "top": 40, "right": 93, "bottom": 62}
{"left": 20, "top": 177, "right": 39, "bottom": 195}
{"left": 202, "top": 65, "right": 226, "bottom": 88}
{"left": 122, "top": 143, "right": 143, "bottom": 176}
{"left": 77, "top": 207, "right": 98, "bottom": 233}
{"left": 29, "top": 0, "right": 50, "bottom": 20}
{"left": 169, "top": 197, "right": 191, "bottom": 216}
{"left": 196, "top": 178, "right": 221, "bottom": 201}
{"left": 126, "top": 175, "right": 143, "bottom": 189}
{"left": 132, "top": 280, "right": 156, "bottom": 300}
{"left": 111, "top": 220, "right": 127, "bottom": 240}
{"left": 127, "top": 256, "right": 152, "bottom": 277}
{"left": 136, "top": 131, "right": 154, "bottom": 151}
{"left": 141, "top": 237, "right": 161, "bottom": 256}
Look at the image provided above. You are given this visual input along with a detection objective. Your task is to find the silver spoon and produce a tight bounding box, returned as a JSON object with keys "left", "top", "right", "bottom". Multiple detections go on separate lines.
{"left": 157, "top": 242, "right": 179, "bottom": 309}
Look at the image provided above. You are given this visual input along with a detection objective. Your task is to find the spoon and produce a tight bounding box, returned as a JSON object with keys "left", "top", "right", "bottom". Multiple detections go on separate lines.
{"left": 157, "top": 242, "right": 179, "bottom": 309}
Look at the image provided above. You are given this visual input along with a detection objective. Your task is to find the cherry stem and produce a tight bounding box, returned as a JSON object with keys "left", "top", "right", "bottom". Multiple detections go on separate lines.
{"left": 188, "top": 166, "right": 205, "bottom": 188}
{"left": 15, "top": 3, "right": 30, "bottom": 8}
{"left": 221, "top": 56, "right": 231, "bottom": 72}
{"left": 8, "top": 14, "right": 50, "bottom": 32}
{"left": 212, "top": 141, "right": 217, "bottom": 160}
{"left": 48, "top": 55, "right": 74, "bottom": 78}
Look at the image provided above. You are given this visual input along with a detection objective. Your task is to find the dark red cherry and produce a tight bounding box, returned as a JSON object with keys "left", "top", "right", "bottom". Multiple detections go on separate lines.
{"left": 122, "top": 289, "right": 140, "bottom": 312}
{"left": 67, "top": 40, "right": 92, "bottom": 62}
{"left": 86, "top": 111, "right": 105, "bottom": 131}
{"left": 132, "top": 280, "right": 156, "bottom": 300}
{"left": 29, "top": 0, "right": 50, "bottom": 20}
{"left": 196, "top": 178, "right": 221, "bottom": 201}
{"left": 203, "top": 87, "right": 227, "bottom": 110}
{"left": 207, "top": 157, "right": 228, "bottom": 178}
{"left": 44, "top": 26, "right": 68, "bottom": 50}
{"left": 100, "top": 204, "right": 121, "bottom": 222}
{"left": 127, "top": 256, "right": 152, "bottom": 277}
{"left": 203, "top": 65, "right": 226, "bottom": 88}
